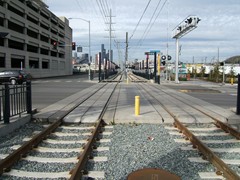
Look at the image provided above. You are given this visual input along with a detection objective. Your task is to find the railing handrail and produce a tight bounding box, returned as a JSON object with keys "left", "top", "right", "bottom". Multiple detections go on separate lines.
{"left": 0, "top": 81, "right": 32, "bottom": 123}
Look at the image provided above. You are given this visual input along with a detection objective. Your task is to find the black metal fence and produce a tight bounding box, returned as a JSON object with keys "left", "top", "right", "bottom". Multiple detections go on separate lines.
{"left": 0, "top": 81, "right": 32, "bottom": 123}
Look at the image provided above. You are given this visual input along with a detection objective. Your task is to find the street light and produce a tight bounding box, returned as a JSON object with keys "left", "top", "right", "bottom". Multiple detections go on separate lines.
{"left": 68, "top": 17, "right": 91, "bottom": 81}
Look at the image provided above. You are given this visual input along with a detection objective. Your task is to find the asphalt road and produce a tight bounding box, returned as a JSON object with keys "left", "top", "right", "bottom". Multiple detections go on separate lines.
{"left": 31, "top": 74, "right": 97, "bottom": 111}
{"left": 163, "top": 79, "right": 238, "bottom": 110}
{"left": 31, "top": 75, "right": 238, "bottom": 112}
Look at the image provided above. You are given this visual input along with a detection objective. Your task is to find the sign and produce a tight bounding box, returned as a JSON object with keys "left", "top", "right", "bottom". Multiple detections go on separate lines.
{"left": 145, "top": 52, "right": 155, "bottom": 55}
{"left": 150, "top": 50, "right": 160, "bottom": 53}
{"left": 145, "top": 50, "right": 161, "bottom": 55}
{"left": 77, "top": 47, "right": 82, "bottom": 52}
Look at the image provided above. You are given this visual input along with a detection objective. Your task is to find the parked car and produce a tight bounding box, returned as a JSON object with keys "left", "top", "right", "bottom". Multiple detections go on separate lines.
{"left": 0, "top": 70, "right": 31, "bottom": 85}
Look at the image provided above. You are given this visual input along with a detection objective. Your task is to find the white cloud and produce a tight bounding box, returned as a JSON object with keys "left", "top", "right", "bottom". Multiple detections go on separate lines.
{"left": 46, "top": 0, "right": 240, "bottom": 63}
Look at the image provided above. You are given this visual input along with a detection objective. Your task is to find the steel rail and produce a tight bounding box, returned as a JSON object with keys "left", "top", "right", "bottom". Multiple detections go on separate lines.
{"left": 137, "top": 82, "right": 240, "bottom": 179}
{"left": 174, "top": 119, "right": 240, "bottom": 179}
{"left": 0, "top": 119, "right": 61, "bottom": 174}
{"left": 69, "top": 76, "right": 122, "bottom": 180}
{"left": 152, "top": 84, "right": 240, "bottom": 140}
{"left": 0, "top": 80, "right": 113, "bottom": 176}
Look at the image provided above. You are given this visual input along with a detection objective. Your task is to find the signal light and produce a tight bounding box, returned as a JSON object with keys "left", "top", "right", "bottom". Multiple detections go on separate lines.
{"left": 220, "top": 62, "right": 224, "bottom": 66}
{"left": 72, "top": 42, "right": 76, "bottom": 50}
{"left": 177, "top": 26, "right": 182, "bottom": 31}
{"left": 161, "top": 55, "right": 166, "bottom": 60}
{"left": 185, "top": 17, "right": 192, "bottom": 24}
{"left": 196, "top": 17, "right": 201, "bottom": 23}
{"left": 168, "top": 55, "right": 172, "bottom": 61}
{"left": 53, "top": 41, "right": 58, "bottom": 49}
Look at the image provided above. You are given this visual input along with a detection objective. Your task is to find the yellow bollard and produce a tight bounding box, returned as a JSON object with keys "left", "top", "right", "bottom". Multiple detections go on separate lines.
{"left": 231, "top": 78, "right": 233, "bottom": 85}
{"left": 135, "top": 96, "right": 140, "bottom": 116}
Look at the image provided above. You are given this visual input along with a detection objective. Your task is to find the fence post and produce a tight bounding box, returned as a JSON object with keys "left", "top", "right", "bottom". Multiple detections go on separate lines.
{"left": 4, "top": 83, "right": 10, "bottom": 124}
{"left": 26, "top": 81, "right": 32, "bottom": 114}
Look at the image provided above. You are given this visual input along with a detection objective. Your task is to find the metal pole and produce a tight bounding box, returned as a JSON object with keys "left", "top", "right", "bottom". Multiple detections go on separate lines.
{"left": 157, "top": 53, "right": 161, "bottom": 84}
{"left": 4, "top": 84, "right": 10, "bottom": 124}
{"left": 154, "top": 52, "right": 157, "bottom": 83}
{"left": 223, "top": 62, "right": 225, "bottom": 85}
{"left": 26, "top": 81, "right": 32, "bottom": 114}
{"left": 98, "top": 52, "right": 101, "bottom": 82}
{"left": 88, "top": 21, "right": 91, "bottom": 81}
{"left": 146, "top": 54, "right": 149, "bottom": 80}
{"left": 68, "top": 18, "right": 91, "bottom": 80}
{"left": 175, "top": 38, "right": 179, "bottom": 83}
{"left": 237, "top": 74, "right": 240, "bottom": 115}
{"left": 125, "top": 32, "right": 128, "bottom": 80}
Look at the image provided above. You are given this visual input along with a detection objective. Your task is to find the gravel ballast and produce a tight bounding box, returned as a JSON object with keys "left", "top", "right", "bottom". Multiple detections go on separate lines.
{"left": 0, "top": 122, "right": 221, "bottom": 180}
{"left": 86, "top": 123, "right": 216, "bottom": 180}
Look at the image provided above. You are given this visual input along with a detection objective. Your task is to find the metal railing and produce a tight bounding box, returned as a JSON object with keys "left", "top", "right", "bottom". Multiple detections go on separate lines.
{"left": 0, "top": 81, "right": 32, "bottom": 123}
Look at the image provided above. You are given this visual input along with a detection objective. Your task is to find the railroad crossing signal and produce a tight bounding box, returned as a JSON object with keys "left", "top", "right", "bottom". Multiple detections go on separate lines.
{"left": 161, "top": 55, "right": 171, "bottom": 61}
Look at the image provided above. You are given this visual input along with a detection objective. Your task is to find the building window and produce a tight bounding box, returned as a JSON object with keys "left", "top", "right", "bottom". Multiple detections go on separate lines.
{"left": 11, "top": 57, "right": 25, "bottom": 68}
{"left": 8, "top": 39, "right": 24, "bottom": 50}
{"left": 51, "top": 51, "right": 57, "bottom": 57}
{"left": 40, "top": 48, "right": 49, "bottom": 55}
{"left": 0, "top": 17, "right": 3, "bottom": 27}
{"left": 40, "top": 11, "right": 49, "bottom": 20}
{"left": 0, "top": 54, "right": 5, "bottom": 68}
{"left": 8, "top": 4, "right": 24, "bottom": 17}
{"left": 42, "top": 61, "right": 49, "bottom": 69}
{"left": 0, "top": 38, "right": 4, "bottom": 46}
{"left": 27, "top": 44, "right": 38, "bottom": 53}
{"left": 29, "top": 59, "right": 39, "bottom": 68}
{"left": 40, "top": 23, "right": 49, "bottom": 31}
{"left": 27, "top": 15, "right": 39, "bottom": 25}
{"left": 40, "top": 34, "right": 49, "bottom": 43}
{"left": 59, "top": 53, "right": 65, "bottom": 59}
{"left": 26, "top": 2, "right": 39, "bottom": 13}
{"left": 27, "top": 29, "right": 38, "bottom": 39}
{"left": 8, "top": 21, "right": 24, "bottom": 34}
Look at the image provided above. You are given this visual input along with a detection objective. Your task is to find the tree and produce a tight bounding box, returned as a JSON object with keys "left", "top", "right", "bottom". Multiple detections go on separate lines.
{"left": 228, "top": 64, "right": 236, "bottom": 78}
{"left": 200, "top": 66, "right": 206, "bottom": 78}
{"left": 212, "top": 63, "right": 221, "bottom": 82}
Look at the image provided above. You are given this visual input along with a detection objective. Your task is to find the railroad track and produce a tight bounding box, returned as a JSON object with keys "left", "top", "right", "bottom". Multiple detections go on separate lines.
{"left": 0, "top": 74, "right": 123, "bottom": 179}
{"left": 127, "top": 72, "right": 148, "bottom": 83}
{"left": 130, "top": 73, "right": 240, "bottom": 179}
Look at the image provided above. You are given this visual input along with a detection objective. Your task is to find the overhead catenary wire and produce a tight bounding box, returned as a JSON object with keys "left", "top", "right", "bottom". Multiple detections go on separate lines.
{"left": 137, "top": 0, "right": 163, "bottom": 46}
{"left": 144, "top": 0, "right": 168, "bottom": 42}
{"left": 129, "top": 0, "right": 152, "bottom": 41}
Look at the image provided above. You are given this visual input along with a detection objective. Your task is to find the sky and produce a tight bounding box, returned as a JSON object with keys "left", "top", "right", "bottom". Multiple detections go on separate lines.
{"left": 45, "top": 0, "right": 240, "bottom": 65}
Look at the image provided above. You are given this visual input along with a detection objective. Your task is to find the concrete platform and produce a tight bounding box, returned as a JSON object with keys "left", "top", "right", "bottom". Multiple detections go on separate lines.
{"left": 30, "top": 80, "right": 240, "bottom": 129}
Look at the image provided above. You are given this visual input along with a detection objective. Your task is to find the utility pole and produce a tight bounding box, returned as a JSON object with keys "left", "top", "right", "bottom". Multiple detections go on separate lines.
{"left": 109, "top": 9, "right": 112, "bottom": 62}
{"left": 105, "top": 9, "right": 115, "bottom": 62}
{"left": 125, "top": 32, "right": 128, "bottom": 80}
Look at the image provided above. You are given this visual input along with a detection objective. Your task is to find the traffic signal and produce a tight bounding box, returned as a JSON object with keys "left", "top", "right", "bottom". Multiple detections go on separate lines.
{"left": 185, "top": 17, "right": 192, "bottom": 24}
{"left": 53, "top": 41, "right": 58, "bottom": 49}
{"left": 72, "top": 42, "right": 76, "bottom": 50}
{"left": 196, "top": 17, "right": 201, "bottom": 23}
{"left": 220, "top": 62, "right": 224, "bottom": 66}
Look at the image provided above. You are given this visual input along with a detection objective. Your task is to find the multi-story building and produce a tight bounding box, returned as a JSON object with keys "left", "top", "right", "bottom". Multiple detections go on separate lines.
{"left": 0, "top": 0, "right": 72, "bottom": 78}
